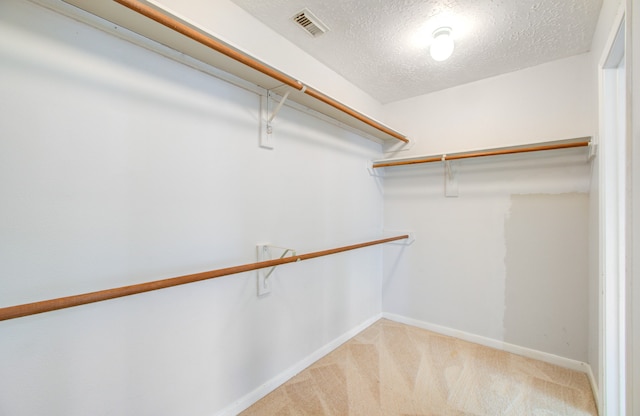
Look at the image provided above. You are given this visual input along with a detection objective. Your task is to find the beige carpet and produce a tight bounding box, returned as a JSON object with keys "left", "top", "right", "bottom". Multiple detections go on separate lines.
{"left": 241, "top": 319, "right": 597, "bottom": 415}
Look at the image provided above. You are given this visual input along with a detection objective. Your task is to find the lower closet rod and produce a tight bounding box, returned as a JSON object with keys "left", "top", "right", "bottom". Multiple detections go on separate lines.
{"left": 0, "top": 235, "right": 408, "bottom": 322}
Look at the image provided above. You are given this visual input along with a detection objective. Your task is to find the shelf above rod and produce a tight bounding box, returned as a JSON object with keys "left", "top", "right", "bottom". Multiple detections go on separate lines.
{"left": 0, "top": 235, "right": 409, "bottom": 322}
{"left": 59, "top": 0, "right": 408, "bottom": 144}
{"left": 372, "top": 137, "right": 592, "bottom": 169}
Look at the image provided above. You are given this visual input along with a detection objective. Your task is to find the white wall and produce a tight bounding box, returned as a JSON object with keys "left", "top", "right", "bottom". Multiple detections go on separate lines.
{"left": 0, "top": 0, "right": 618, "bottom": 414}
{"left": 0, "top": 1, "right": 385, "bottom": 415}
{"left": 382, "top": 151, "right": 592, "bottom": 361}
{"left": 503, "top": 192, "right": 589, "bottom": 358}
{"left": 381, "top": 27, "right": 596, "bottom": 363}
{"left": 382, "top": 53, "right": 595, "bottom": 156}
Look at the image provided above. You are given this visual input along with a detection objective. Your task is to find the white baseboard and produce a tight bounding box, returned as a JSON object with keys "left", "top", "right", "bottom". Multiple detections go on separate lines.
{"left": 382, "top": 313, "right": 593, "bottom": 375}
{"left": 215, "top": 313, "right": 382, "bottom": 416}
{"left": 217, "top": 313, "right": 600, "bottom": 415}
{"left": 585, "top": 362, "right": 600, "bottom": 412}
{"left": 384, "top": 313, "right": 602, "bottom": 411}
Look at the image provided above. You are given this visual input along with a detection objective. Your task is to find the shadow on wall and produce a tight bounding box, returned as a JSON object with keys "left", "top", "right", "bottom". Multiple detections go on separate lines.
{"left": 504, "top": 193, "right": 589, "bottom": 362}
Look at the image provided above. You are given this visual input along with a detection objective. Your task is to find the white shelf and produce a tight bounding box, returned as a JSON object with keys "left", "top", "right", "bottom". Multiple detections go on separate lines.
{"left": 57, "top": 0, "right": 409, "bottom": 145}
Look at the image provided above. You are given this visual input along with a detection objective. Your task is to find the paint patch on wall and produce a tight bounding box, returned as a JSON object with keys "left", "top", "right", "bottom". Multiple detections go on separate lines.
{"left": 503, "top": 193, "right": 589, "bottom": 362}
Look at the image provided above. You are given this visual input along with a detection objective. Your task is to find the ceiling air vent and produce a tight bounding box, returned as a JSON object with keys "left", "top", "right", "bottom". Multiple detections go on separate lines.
{"left": 292, "top": 9, "right": 329, "bottom": 37}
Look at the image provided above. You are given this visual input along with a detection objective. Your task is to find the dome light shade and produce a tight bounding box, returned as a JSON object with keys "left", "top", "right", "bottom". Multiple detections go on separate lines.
{"left": 430, "top": 27, "right": 454, "bottom": 61}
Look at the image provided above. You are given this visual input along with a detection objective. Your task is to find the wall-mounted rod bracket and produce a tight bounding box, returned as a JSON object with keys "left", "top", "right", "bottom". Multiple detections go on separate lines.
{"left": 257, "top": 244, "right": 298, "bottom": 296}
{"left": 263, "top": 247, "right": 297, "bottom": 280}
{"left": 259, "top": 94, "right": 274, "bottom": 149}
{"left": 443, "top": 157, "right": 459, "bottom": 197}
{"left": 260, "top": 89, "right": 292, "bottom": 150}
{"left": 367, "top": 161, "right": 385, "bottom": 177}
{"left": 268, "top": 90, "right": 291, "bottom": 124}
{"left": 588, "top": 141, "right": 598, "bottom": 161}
{"left": 383, "top": 136, "right": 414, "bottom": 155}
{"left": 383, "top": 230, "right": 416, "bottom": 245}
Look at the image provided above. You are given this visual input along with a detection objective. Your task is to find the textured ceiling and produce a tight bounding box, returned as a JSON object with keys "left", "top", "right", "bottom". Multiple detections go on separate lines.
{"left": 230, "top": 0, "right": 603, "bottom": 104}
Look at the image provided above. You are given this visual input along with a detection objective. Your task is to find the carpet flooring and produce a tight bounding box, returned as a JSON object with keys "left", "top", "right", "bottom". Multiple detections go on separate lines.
{"left": 240, "top": 319, "right": 597, "bottom": 415}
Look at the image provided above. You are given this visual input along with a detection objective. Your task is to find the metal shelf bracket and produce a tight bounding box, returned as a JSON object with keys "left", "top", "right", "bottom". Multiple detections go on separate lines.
{"left": 443, "top": 157, "right": 459, "bottom": 197}
{"left": 256, "top": 243, "right": 298, "bottom": 296}
{"left": 260, "top": 89, "right": 292, "bottom": 149}
{"left": 588, "top": 141, "right": 598, "bottom": 161}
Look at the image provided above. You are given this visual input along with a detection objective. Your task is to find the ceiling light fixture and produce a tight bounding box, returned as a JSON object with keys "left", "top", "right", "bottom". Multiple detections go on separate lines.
{"left": 430, "top": 27, "right": 454, "bottom": 61}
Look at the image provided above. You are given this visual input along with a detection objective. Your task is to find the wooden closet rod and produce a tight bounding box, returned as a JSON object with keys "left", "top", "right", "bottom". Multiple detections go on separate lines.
{"left": 0, "top": 235, "right": 408, "bottom": 322}
{"left": 112, "top": 0, "right": 408, "bottom": 143}
{"left": 372, "top": 139, "right": 591, "bottom": 169}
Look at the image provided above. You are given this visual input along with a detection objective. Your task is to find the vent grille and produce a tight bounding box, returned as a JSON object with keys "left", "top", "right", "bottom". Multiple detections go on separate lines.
{"left": 292, "top": 9, "right": 328, "bottom": 37}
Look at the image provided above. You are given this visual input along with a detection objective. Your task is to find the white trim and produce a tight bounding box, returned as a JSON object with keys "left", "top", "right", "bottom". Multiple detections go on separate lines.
{"left": 598, "top": 5, "right": 627, "bottom": 69}
{"left": 598, "top": 8, "right": 628, "bottom": 415}
{"left": 382, "top": 313, "right": 593, "bottom": 374}
{"left": 215, "top": 313, "right": 382, "bottom": 416}
{"left": 628, "top": 2, "right": 640, "bottom": 415}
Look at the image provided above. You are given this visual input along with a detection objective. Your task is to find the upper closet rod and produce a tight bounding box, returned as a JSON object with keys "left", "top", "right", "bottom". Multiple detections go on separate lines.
{"left": 0, "top": 235, "right": 408, "bottom": 322}
{"left": 112, "top": 0, "right": 408, "bottom": 144}
{"left": 372, "top": 138, "right": 591, "bottom": 168}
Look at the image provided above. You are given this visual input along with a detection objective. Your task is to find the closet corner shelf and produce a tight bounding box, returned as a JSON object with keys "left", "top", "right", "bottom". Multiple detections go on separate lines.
{"left": 59, "top": 0, "right": 408, "bottom": 144}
